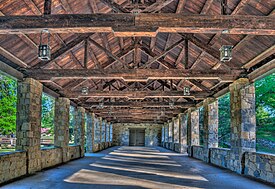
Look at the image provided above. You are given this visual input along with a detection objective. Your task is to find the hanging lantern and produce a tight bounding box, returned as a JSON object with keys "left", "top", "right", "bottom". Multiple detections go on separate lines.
{"left": 184, "top": 87, "right": 190, "bottom": 96}
{"left": 81, "top": 87, "right": 89, "bottom": 95}
{"left": 219, "top": 45, "right": 233, "bottom": 62}
{"left": 169, "top": 102, "right": 174, "bottom": 109}
{"left": 98, "top": 102, "right": 104, "bottom": 109}
{"left": 38, "top": 29, "right": 51, "bottom": 61}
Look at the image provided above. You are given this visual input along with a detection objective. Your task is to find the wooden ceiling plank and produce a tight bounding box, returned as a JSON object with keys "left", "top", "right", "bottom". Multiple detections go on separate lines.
{"left": 200, "top": 0, "right": 214, "bottom": 14}
{"left": 60, "top": 0, "right": 74, "bottom": 14}
{"left": 23, "top": 0, "right": 42, "bottom": 15}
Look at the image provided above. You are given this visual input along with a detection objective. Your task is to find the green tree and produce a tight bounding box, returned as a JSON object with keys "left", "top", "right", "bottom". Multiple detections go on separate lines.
{"left": 218, "top": 93, "right": 231, "bottom": 148}
{"left": 0, "top": 74, "right": 17, "bottom": 135}
{"left": 41, "top": 93, "right": 55, "bottom": 134}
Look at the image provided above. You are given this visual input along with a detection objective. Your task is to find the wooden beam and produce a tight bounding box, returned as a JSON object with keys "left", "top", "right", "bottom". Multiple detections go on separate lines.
{"left": 99, "top": 0, "right": 128, "bottom": 13}
{"left": 184, "top": 39, "right": 188, "bottom": 69}
{"left": 200, "top": 0, "right": 214, "bottom": 14}
{"left": 83, "top": 101, "right": 195, "bottom": 108}
{"left": 84, "top": 39, "right": 88, "bottom": 69}
{"left": 66, "top": 90, "right": 210, "bottom": 99}
{"left": 0, "top": 14, "right": 274, "bottom": 36}
{"left": 0, "top": 47, "right": 29, "bottom": 68}
{"left": 43, "top": 0, "right": 52, "bottom": 15}
{"left": 248, "top": 59, "right": 275, "bottom": 82}
{"left": 0, "top": 59, "right": 24, "bottom": 80}
{"left": 33, "top": 33, "right": 92, "bottom": 68}
{"left": 142, "top": 0, "right": 174, "bottom": 13}
{"left": 243, "top": 45, "right": 275, "bottom": 69}
{"left": 140, "top": 38, "right": 185, "bottom": 68}
{"left": 140, "top": 45, "right": 175, "bottom": 69}
{"left": 24, "top": 69, "right": 242, "bottom": 81}
{"left": 89, "top": 38, "right": 129, "bottom": 68}
{"left": 176, "top": 0, "right": 187, "bottom": 13}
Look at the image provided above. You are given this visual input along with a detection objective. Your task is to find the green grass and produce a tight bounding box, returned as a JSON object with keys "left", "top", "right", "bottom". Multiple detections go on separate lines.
{"left": 0, "top": 149, "right": 15, "bottom": 153}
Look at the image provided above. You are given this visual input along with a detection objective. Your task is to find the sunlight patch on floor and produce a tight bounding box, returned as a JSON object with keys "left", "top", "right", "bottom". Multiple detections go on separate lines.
{"left": 64, "top": 169, "right": 206, "bottom": 189}
{"left": 89, "top": 163, "right": 208, "bottom": 181}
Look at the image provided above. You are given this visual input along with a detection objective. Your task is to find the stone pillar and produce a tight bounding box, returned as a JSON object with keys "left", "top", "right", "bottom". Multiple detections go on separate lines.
{"left": 75, "top": 107, "right": 85, "bottom": 157}
{"left": 16, "top": 78, "right": 42, "bottom": 174}
{"left": 229, "top": 78, "right": 256, "bottom": 173}
{"left": 202, "top": 98, "right": 219, "bottom": 162}
{"left": 106, "top": 122, "right": 110, "bottom": 146}
{"left": 86, "top": 112, "right": 94, "bottom": 153}
{"left": 179, "top": 113, "right": 188, "bottom": 153}
{"left": 187, "top": 108, "right": 200, "bottom": 156}
{"left": 161, "top": 125, "right": 165, "bottom": 146}
{"left": 173, "top": 117, "right": 180, "bottom": 143}
{"left": 164, "top": 122, "right": 169, "bottom": 148}
{"left": 99, "top": 117, "right": 103, "bottom": 150}
{"left": 54, "top": 97, "right": 70, "bottom": 162}
{"left": 110, "top": 123, "right": 113, "bottom": 143}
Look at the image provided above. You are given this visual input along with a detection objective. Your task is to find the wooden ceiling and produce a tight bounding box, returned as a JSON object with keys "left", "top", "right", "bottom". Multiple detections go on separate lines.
{"left": 0, "top": 0, "right": 274, "bottom": 124}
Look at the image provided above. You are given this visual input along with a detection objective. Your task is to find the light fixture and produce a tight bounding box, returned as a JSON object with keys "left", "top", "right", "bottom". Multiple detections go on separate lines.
{"left": 184, "top": 86, "right": 190, "bottom": 95}
{"left": 169, "top": 102, "right": 174, "bottom": 109}
{"left": 220, "top": 45, "right": 233, "bottom": 62}
{"left": 81, "top": 87, "right": 89, "bottom": 95}
{"left": 98, "top": 102, "right": 104, "bottom": 109}
{"left": 38, "top": 29, "right": 51, "bottom": 61}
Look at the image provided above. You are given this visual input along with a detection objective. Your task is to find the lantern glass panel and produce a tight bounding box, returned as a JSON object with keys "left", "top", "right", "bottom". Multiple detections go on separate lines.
{"left": 184, "top": 87, "right": 190, "bottom": 95}
{"left": 219, "top": 45, "right": 233, "bottom": 62}
{"left": 38, "top": 45, "right": 51, "bottom": 61}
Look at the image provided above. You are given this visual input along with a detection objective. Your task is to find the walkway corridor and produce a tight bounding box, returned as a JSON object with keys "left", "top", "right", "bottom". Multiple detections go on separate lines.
{"left": 2, "top": 146, "right": 273, "bottom": 189}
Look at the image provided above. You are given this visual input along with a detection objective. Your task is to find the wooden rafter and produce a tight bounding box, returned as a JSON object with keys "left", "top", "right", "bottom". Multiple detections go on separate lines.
{"left": 0, "top": 14, "right": 274, "bottom": 36}
{"left": 24, "top": 68, "right": 242, "bottom": 81}
{"left": 66, "top": 90, "right": 210, "bottom": 99}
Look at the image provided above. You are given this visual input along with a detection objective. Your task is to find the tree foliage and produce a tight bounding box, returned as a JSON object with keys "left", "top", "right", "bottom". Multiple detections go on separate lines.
{"left": 218, "top": 93, "right": 231, "bottom": 148}
{"left": 0, "top": 74, "right": 17, "bottom": 135}
{"left": 41, "top": 93, "right": 55, "bottom": 134}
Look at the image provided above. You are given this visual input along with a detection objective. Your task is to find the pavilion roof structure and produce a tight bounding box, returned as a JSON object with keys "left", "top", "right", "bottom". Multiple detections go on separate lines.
{"left": 0, "top": 0, "right": 274, "bottom": 123}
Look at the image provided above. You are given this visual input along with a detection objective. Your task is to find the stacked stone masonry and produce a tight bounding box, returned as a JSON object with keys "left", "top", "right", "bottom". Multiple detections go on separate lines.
{"left": 190, "top": 147, "right": 275, "bottom": 184}
{"left": 113, "top": 123, "right": 162, "bottom": 146}
{"left": 0, "top": 151, "right": 27, "bottom": 184}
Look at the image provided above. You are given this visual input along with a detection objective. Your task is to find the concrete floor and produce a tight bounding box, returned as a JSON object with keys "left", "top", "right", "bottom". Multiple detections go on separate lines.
{"left": 2, "top": 146, "right": 274, "bottom": 189}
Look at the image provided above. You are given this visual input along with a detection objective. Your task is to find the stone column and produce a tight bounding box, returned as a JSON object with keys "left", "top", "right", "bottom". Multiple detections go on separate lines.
{"left": 54, "top": 97, "right": 70, "bottom": 162}
{"left": 187, "top": 108, "right": 200, "bottom": 156}
{"left": 74, "top": 107, "right": 85, "bottom": 157}
{"left": 102, "top": 120, "right": 106, "bottom": 149}
{"left": 202, "top": 98, "right": 219, "bottom": 162}
{"left": 179, "top": 113, "right": 188, "bottom": 153}
{"left": 106, "top": 122, "right": 110, "bottom": 147}
{"left": 16, "top": 78, "right": 42, "bottom": 174}
{"left": 165, "top": 122, "right": 169, "bottom": 148}
{"left": 99, "top": 117, "right": 103, "bottom": 150}
{"left": 229, "top": 78, "right": 256, "bottom": 173}
{"left": 173, "top": 117, "right": 180, "bottom": 152}
{"left": 86, "top": 112, "right": 94, "bottom": 153}
{"left": 161, "top": 125, "right": 165, "bottom": 146}
{"left": 110, "top": 123, "right": 113, "bottom": 143}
